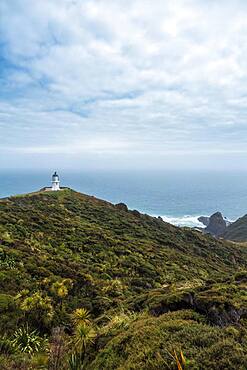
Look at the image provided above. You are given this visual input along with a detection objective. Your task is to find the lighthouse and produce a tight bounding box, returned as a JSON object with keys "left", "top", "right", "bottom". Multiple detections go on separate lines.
{"left": 51, "top": 171, "right": 60, "bottom": 191}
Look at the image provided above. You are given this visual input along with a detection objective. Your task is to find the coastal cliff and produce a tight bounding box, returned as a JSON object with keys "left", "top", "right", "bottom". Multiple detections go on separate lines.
{"left": 222, "top": 214, "right": 247, "bottom": 241}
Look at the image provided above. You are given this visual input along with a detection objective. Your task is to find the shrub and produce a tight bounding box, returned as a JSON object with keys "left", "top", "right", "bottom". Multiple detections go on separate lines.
{"left": 18, "top": 291, "right": 54, "bottom": 329}
{"left": 12, "top": 326, "right": 47, "bottom": 355}
{"left": 71, "top": 308, "right": 91, "bottom": 327}
{"left": 234, "top": 270, "right": 247, "bottom": 283}
{"left": 0, "top": 335, "right": 15, "bottom": 355}
{"left": 0, "top": 293, "right": 15, "bottom": 312}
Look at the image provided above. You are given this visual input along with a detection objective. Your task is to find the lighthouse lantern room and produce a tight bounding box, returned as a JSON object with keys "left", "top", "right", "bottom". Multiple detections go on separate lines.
{"left": 51, "top": 171, "right": 60, "bottom": 191}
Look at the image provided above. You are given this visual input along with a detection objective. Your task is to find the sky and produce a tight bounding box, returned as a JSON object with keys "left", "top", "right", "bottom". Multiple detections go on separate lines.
{"left": 1, "top": 0, "right": 247, "bottom": 170}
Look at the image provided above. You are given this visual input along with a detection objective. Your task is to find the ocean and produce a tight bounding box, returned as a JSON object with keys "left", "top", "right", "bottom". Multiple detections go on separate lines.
{"left": 0, "top": 169, "right": 246, "bottom": 227}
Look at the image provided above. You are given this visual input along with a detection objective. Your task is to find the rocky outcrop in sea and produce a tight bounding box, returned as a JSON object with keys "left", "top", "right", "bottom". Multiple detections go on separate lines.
{"left": 198, "top": 212, "right": 232, "bottom": 237}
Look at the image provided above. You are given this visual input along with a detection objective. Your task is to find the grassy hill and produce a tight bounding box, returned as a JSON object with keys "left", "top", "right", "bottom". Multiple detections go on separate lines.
{"left": 223, "top": 214, "right": 247, "bottom": 241}
{"left": 0, "top": 189, "right": 247, "bottom": 369}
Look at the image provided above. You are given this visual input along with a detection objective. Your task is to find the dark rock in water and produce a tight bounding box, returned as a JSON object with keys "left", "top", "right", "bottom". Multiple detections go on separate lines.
{"left": 198, "top": 216, "right": 210, "bottom": 226}
{"left": 204, "top": 212, "right": 228, "bottom": 237}
{"left": 115, "top": 202, "right": 128, "bottom": 212}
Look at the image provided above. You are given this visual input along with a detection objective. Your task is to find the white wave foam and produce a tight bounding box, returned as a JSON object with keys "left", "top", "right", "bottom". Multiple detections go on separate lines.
{"left": 157, "top": 215, "right": 207, "bottom": 228}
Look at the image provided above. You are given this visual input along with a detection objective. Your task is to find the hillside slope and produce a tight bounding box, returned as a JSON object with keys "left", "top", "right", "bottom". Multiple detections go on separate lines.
{"left": 0, "top": 189, "right": 247, "bottom": 369}
{"left": 223, "top": 214, "right": 247, "bottom": 241}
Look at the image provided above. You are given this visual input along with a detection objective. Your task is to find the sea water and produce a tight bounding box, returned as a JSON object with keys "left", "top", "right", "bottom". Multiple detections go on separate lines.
{"left": 0, "top": 169, "right": 246, "bottom": 227}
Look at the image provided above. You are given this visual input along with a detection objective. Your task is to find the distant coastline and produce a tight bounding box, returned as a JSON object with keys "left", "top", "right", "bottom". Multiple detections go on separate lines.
{"left": 0, "top": 169, "right": 246, "bottom": 227}
{"left": 156, "top": 214, "right": 208, "bottom": 228}
{"left": 159, "top": 214, "right": 235, "bottom": 228}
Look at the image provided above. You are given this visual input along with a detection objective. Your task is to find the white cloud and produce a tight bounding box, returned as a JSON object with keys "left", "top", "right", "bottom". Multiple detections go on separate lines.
{"left": 1, "top": 0, "right": 247, "bottom": 168}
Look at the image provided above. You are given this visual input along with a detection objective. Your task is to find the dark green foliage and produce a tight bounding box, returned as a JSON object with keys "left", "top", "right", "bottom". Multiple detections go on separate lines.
{"left": 68, "top": 352, "right": 83, "bottom": 370}
{"left": 0, "top": 293, "right": 15, "bottom": 311}
{"left": 0, "top": 189, "right": 247, "bottom": 368}
{"left": 12, "top": 326, "right": 46, "bottom": 354}
{"left": 88, "top": 310, "right": 247, "bottom": 370}
{"left": 0, "top": 335, "right": 16, "bottom": 355}
{"left": 0, "top": 190, "right": 246, "bottom": 310}
{"left": 234, "top": 270, "right": 247, "bottom": 282}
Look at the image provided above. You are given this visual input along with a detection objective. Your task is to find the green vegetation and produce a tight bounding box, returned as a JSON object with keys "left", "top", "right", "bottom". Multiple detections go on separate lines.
{"left": 88, "top": 310, "right": 247, "bottom": 370}
{"left": 223, "top": 214, "right": 247, "bottom": 241}
{"left": 0, "top": 189, "right": 247, "bottom": 368}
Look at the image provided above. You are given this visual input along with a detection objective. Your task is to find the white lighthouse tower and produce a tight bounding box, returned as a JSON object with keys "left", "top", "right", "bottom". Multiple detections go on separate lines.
{"left": 51, "top": 171, "right": 60, "bottom": 191}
